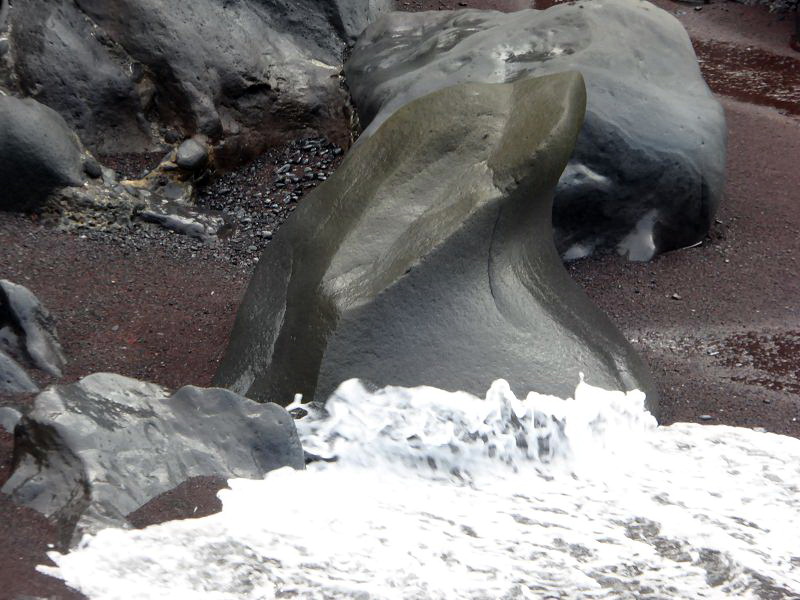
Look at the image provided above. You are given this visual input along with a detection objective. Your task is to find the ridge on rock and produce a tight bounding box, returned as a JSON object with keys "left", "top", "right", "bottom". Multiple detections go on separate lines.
{"left": 345, "top": 0, "right": 727, "bottom": 260}
{"left": 214, "top": 72, "right": 660, "bottom": 418}
{"left": 1, "top": 374, "right": 305, "bottom": 548}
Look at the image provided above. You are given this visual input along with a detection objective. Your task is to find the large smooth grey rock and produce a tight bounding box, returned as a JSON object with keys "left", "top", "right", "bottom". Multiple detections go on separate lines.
{"left": 0, "top": 95, "right": 84, "bottom": 211}
{"left": 3, "top": 0, "right": 392, "bottom": 156}
{"left": 345, "top": 0, "right": 727, "bottom": 260}
{"left": 214, "top": 72, "right": 660, "bottom": 418}
{"left": 1, "top": 373, "right": 305, "bottom": 547}
{"left": 0, "top": 280, "right": 65, "bottom": 389}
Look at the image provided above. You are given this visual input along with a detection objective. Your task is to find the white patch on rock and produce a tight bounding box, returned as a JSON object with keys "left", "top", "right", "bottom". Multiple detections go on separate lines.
{"left": 617, "top": 209, "right": 658, "bottom": 261}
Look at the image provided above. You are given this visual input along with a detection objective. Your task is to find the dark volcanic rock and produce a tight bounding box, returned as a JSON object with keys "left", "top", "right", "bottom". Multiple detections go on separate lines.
{"left": 1, "top": 373, "right": 305, "bottom": 547}
{"left": 5, "top": 0, "right": 151, "bottom": 154}
{"left": 214, "top": 72, "right": 660, "bottom": 417}
{"left": 345, "top": 0, "right": 727, "bottom": 260}
{"left": 82, "top": 157, "right": 103, "bottom": 179}
{"left": 175, "top": 137, "right": 209, "bottom": 172}
{"left": 3, "top": 0, "right": 392, "bottom": 156}
{"left": 0, "top": 280, "right": 66, "bottom": 384}
{"left": 0, "top": 96, "right": 84, "bottom": 211}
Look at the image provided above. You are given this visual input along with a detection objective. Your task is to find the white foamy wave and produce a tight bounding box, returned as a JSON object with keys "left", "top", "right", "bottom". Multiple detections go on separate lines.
{"left": 287, "top": 376, "right": 655, "bottom": 481}
{"left": 43, "top": 379, "right": 800, "bottom": 599}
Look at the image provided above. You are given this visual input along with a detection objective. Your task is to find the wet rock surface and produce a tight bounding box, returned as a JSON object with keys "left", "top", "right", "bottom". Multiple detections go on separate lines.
{"left": 215, "top": 72, "right": 659, "bottom": 414}
{"left": 0, "top": 280, "right": 65, "bottom": 393}
{"left": 1, "top": 373, "right": 305, "bottom": 548}
{"left": 346, "top": 0, "right": 727, "bottom": 260}
{"left": 0, "top": 96, "right": 85, "bottom": 211}
{"left": 1, "top": 0, "right": 391, "bottom": 156}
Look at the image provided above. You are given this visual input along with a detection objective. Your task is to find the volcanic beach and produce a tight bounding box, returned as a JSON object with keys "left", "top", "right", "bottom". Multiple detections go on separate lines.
{"left": 1, "top": 0, "right": 798, "bottom": 597}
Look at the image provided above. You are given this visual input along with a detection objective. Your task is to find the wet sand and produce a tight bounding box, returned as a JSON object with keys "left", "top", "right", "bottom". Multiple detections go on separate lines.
{"left": 1, "top": 0, "right": 798, "bottom": 597}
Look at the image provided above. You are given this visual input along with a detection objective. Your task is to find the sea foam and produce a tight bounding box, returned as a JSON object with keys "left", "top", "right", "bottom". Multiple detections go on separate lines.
{"left": 43, "top": 378, "right": 800, "bottom": 599}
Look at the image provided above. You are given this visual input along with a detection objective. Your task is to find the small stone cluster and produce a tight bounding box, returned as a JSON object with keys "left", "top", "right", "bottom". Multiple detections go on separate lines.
{"left": 196, "top": 137, "right": 345, "bottom": 265}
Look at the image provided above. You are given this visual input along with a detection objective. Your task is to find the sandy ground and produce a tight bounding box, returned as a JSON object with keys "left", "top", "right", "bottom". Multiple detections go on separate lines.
{"left": 570, "top": 96, "right": 800, "bottom": 437}
{"left": 0, "top": 0, "right": 798, "bottom": 598}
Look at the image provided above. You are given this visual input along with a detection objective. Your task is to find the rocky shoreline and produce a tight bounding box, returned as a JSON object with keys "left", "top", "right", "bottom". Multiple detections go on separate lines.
{"left": 1, "top": 0, "right": 798, "bottom": 598}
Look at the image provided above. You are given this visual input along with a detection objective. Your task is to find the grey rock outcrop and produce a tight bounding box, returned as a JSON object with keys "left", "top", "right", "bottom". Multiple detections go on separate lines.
{"left": 2, "top": 0, "right": 392, "bottom": 157}
{"left": 0, "top": 280, "right": 66, "bottom": 392}
{"left": 0, "top": 95, "right": 85, "bottom": 211}
{"left": 345, "top": 0, "right": 727, "bottom": 260}
{"left": 214, "top": 72, "right": 660, "bottom": 417}
{"left": 1, "top": 374, "right": 305, "bottom": 547}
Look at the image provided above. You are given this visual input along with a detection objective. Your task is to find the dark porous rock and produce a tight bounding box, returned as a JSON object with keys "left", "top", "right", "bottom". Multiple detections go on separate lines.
{"left": 1, "top": 373, "right": 305, "bottom": 547}
{"left": 176, "top": 137, "right": 209, "bottom": 172}
{"left": 0, "top": 95, "right": 85, "bottom": 211}
{"left": 0, "top": 280, "right": 66, "bottom": 381}
{"left": 3, "top": 0, "right": 393, "bottom": 157}
{"left": 345, "top": 0, "right": 726, "bottom": 260}
{"left": 214, "top": 72, "right": 660, "bottom": 418}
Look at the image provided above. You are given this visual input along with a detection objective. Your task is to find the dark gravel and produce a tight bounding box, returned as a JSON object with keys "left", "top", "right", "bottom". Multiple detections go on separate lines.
{"left": 77, "top": 138, "right": 346, "bottom": 272}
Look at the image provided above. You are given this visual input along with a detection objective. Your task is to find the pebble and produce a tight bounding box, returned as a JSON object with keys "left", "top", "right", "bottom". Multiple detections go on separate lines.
{"left": 83, "top": 157, "right": 103, "bottom": 179}
{"left": 176, "top": 138, "right": 209, "bottom": 171}
{"left": 699, "top": 414, "right": 713, "bottom": 421}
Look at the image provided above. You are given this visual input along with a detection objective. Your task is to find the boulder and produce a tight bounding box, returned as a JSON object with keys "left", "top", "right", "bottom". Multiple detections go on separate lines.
{"left": 213, "top": 72, "right": 660, "bottom": 417}
{"left": 0, "top": 280, "right": 66, "bottom": 384}
{"left": 345, "top": 0, "right": 727, "bottom": 260}
{"left": 0, "top": 95, "right": 85, "bottom": 211}
{"left": 175, "top": 137, "right": 209, "bottom": 172}
{"left": 1, "top": 374, "right": 305, "bottom": 547}
{"left": 2, "top": 0, "right": 393, "bottom": 157}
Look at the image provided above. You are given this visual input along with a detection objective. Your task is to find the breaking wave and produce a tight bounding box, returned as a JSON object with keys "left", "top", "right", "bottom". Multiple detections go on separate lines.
{"left": 43, "top": 377, "right": 800, "bottom": 599}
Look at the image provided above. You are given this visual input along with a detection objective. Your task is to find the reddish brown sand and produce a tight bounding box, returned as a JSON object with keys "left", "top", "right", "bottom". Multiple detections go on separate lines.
{"left": 1, "top": 1, "right": 798, "bottom": 598}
